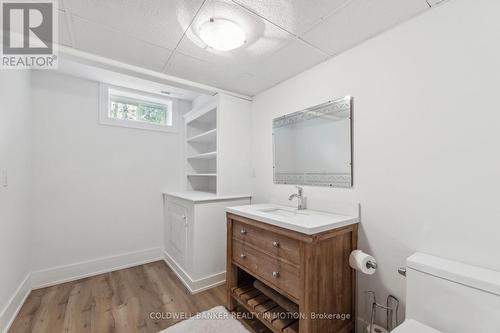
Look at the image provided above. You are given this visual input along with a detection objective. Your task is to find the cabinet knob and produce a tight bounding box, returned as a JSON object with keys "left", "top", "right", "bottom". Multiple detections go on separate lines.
{"left": 240, "top": 254, "right": 246, "bottom": 259}
{"left": 240, "top": 229, "right": 247, "bottom": 235}
{"left": 272, "top": 271, "right": 280, "bottom": 278}
{"left": 272, "top": 241, "right": 280, "bottom": 248}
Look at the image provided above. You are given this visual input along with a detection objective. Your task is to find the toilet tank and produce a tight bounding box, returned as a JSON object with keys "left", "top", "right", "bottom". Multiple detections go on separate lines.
{"left": 405, "top": 253, "right": 500, "bottom": 333}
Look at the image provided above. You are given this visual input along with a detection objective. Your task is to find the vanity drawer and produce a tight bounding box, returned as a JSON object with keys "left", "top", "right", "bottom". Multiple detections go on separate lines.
{"left": 232, "top": 220, "right": 300, "bottom": 265}
{"left": 232, "top": 239, "right": 300, "bottom": 300}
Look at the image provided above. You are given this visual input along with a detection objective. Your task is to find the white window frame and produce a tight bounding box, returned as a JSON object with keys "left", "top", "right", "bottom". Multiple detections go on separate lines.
{"left": 99, "top": 83, "right": 178, "bottom": 133}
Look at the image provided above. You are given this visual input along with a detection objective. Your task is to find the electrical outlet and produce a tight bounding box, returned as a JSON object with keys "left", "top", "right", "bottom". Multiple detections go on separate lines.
{"left": 1, "top": 168, "right": 7, "bottom": 187}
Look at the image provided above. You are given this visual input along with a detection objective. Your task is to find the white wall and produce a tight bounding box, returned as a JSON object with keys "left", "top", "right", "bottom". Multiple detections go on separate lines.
{"left": 250, "top": 0, "right": 500, "bottom": 328}
{"left": 0, "top": 70, "right": 32, "bottom": 330}
{"left": 30, "top": 71, "right": 190, "bottom": 273}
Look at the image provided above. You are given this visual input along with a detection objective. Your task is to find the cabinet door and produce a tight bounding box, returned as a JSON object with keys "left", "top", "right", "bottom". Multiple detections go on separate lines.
{"left": 166, "top": 201, "right": 188, "bottom": 266}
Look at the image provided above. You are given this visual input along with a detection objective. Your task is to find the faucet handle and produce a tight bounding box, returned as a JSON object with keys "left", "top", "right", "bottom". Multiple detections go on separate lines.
{"left": 295, "top": 186, "right": 303, "bottom": 194}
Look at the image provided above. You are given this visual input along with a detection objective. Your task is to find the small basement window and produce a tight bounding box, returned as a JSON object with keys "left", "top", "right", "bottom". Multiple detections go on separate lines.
{"left": 99, "top": 84, "right": 177, "bottom": 132}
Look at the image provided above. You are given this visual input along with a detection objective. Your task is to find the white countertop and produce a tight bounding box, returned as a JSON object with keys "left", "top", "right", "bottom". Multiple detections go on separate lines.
{"left": 226, "top": 203, "right": 359, "bottom": 235}
{"left": 163, "top": 191, "right": 251, "bottom": 203}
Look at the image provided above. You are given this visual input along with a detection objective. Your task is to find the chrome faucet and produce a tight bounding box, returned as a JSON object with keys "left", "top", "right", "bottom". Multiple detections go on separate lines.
{"left": 288, "top": 186, "right": 306, "bottom": 210}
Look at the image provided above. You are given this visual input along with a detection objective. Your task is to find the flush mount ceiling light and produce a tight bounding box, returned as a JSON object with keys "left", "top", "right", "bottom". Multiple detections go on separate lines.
{"left": 199, "top": 18, "right": 246, "bottom": 51}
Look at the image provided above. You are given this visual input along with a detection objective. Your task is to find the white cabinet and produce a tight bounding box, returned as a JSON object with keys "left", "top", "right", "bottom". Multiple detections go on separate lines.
{"left": 163, "top": 193, "right": 250, "bottom": 293}
{"left": 165, "top": 201, "right": 188, "bottom": 266}
{"left": 163, "top": 93, "right": 252, "bottom": 293}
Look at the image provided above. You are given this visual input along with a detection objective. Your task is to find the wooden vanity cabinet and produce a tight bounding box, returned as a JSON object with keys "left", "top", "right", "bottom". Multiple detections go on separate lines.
{"left": 226, "top": 213, "right": 358, "bottom": 333}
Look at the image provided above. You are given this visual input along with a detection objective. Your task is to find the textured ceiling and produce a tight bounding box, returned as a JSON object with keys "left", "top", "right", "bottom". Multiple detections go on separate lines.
{"left": 59, "top": 0, "right": 431, "bottom": 96}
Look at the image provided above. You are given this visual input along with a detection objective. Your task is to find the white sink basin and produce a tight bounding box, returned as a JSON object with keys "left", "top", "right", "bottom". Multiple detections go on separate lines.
{"left": 256, "top": 207, "right": 309, "bottom": 217}
{"left": 226, "top": 203, "right": 359, "bottom": 235}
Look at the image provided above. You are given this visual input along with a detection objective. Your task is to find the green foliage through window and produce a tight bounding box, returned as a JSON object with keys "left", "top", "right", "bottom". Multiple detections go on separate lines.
{"left": 109, "top": 94, "right": 171, "bottom": 126}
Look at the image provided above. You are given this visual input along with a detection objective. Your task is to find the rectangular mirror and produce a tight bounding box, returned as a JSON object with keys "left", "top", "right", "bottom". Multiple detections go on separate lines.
{"left": 272, "top": 96, "right": 353, "bottom": 187}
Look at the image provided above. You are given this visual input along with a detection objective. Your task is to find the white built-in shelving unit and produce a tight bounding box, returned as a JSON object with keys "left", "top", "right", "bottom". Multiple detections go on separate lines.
{"left": 184, "top": 100, "right": 218, "bottom": 193}
{"left": 183, "top": 94, "right": 252, "bottom": 195}
{"left": 162, "top": 93, "right": 253, "bottom": 292}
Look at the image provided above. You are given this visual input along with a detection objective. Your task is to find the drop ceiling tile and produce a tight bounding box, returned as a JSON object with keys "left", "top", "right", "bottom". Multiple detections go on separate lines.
{"left": 252, "top": 39, "right": 327, "bottom": 76}
{"left": 239, "top": 38, "right": 328, "bottom": 94}
{"left": 71, "top": 17, "right": 172, "bottom": 72}
{"left": 302, "top": 0, "right": 429, "bottom": 56}
{"left": 58, "top": 10, "right": 72, "bottom": 47}
{"left": 232, "top": 0, "right": 350, "bottom": 35}
{"left": 165, "top": 51, "right": 241, "bottom": 88}
{"left": 221, "top": 73, "right": 276, "bottom": 96}
{"left": 64, "top": 0, "right": 204, "bottom": 49}
{"left": 175, "top": 0, "right": 294, "bottom": 68}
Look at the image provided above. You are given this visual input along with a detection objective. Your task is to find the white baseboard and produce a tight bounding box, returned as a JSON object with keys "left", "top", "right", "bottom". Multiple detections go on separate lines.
{"left": 31, "top": 247, "right": 163, "bottom": 289}
{"left": 0, "top": 273, "right": 31, "bottom": 333}
{"left": 163, "top": 250, "right": 225, "bottom": 294}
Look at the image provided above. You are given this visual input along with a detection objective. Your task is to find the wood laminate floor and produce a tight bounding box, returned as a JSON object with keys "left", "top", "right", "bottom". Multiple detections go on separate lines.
{"left": 8, "top": 261, "right": 268, "bottom": 333}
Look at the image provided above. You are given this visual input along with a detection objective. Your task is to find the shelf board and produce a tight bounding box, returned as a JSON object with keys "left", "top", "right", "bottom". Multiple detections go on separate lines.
{"left": 187, "top": 173, "right": 216, "bottom": 177}
{"left": 185, "top": 104, "right": 217, "bottom": 125}
{"left": 186, "top": 129, "right": 216, "bottom": 143}
{"left": 231, "top": 285, "right": 298, "bottom": 333}
{"left": 187, "top": 151, "right": 217, "bottom": 160}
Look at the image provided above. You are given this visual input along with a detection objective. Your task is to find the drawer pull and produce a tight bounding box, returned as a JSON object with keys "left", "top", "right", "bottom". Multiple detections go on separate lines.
{"left": 240, "top": 229, "right": 247, "bottom": 235}
{"left": 240, "top": 254, "right": 246, "bottom": 259}
{"left": 272, "top": 271, "right": 280, "bottom": 278}
{"left": 272, "top": 241, "right": 280, "bottom": 248}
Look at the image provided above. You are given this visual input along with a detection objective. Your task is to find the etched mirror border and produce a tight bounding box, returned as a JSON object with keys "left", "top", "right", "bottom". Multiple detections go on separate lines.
{"left": 272, "top": 96, "right": 353, "bottom": 188}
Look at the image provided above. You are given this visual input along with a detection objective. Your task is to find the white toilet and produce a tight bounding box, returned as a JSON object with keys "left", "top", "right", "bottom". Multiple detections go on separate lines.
{"left": 392, "top": 252, "right": 500, "bottom": 333}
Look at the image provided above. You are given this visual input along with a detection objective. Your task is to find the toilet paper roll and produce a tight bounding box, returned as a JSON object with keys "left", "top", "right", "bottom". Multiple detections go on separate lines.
{"left": 365, "top": 324, "right": 389, "bottom": 333}
{"left": 349, "top": 250, "right": 377, "bottom": 275}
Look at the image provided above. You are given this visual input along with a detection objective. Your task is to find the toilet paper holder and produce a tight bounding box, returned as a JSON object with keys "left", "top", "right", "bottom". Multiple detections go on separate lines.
{"left": 366, "top": 260, "right": 378, "bottom": 270}
{"left": 349, "top": 250, "right": 377, "bottom": 274}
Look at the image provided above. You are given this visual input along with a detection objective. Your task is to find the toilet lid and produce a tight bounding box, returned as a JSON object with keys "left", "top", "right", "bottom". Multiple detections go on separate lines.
{"left": 392, "top": 319, "right": 442, "bottom": 333}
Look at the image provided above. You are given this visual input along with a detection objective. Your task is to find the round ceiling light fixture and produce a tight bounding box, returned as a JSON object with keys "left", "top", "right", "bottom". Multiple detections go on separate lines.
{"left": 199, "top": 18, "right": 246, "bottom": 51}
